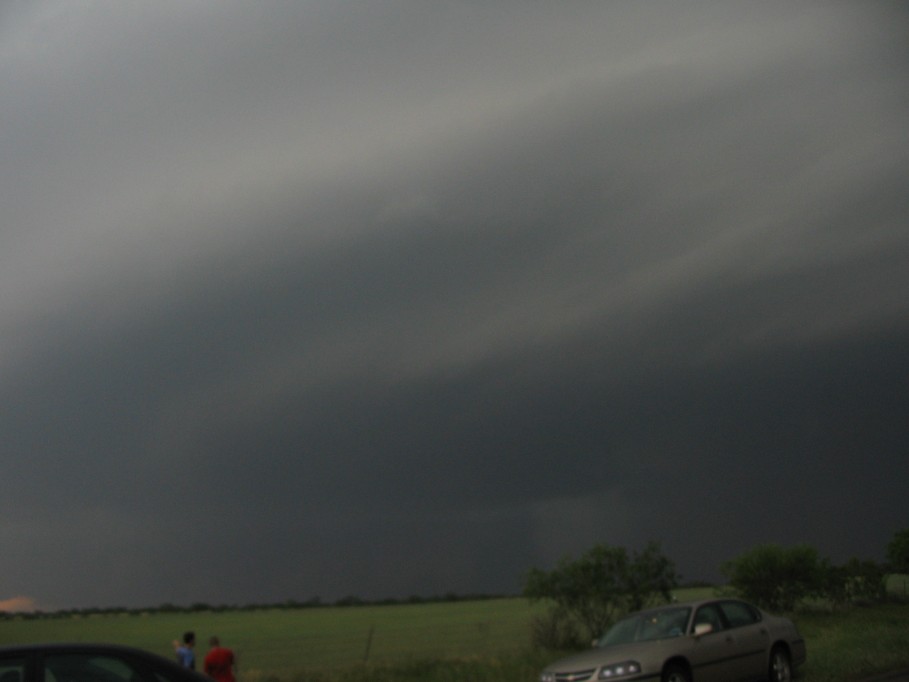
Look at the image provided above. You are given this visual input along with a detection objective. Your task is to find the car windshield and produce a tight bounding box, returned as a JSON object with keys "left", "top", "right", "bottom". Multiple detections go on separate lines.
{"left": 599, "top": 607, "right": 691, "bottom": 646}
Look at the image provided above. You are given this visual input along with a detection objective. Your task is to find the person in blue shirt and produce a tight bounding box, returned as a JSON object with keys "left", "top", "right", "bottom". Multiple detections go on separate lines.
{"left": 172, "top": 631, "right": 196, "bottom": 670}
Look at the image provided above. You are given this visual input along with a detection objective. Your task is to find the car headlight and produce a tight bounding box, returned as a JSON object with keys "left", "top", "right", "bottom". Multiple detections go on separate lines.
{"left": 598, "top": 661, "right": 641, "bottom": 679}
{"left": 539, "top": 673, "right": 555, "bottom": 682}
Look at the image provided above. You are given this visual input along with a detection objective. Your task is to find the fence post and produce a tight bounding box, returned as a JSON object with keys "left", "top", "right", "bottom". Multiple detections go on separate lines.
{"left": 363, "top": 625, "right": 375, "bottom": 663}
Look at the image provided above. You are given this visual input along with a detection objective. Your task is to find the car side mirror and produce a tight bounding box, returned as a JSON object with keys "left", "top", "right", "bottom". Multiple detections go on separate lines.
{"left": 694, "top": 623, "right": 713, "bottom": 637}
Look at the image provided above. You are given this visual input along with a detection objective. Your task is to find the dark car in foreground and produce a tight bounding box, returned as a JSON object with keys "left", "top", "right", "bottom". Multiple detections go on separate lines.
{"left": 539, "top": 598, "right": 806, "bottom": 682}
{"left": 0, "top": 644, "right": 210, "bottom": 682}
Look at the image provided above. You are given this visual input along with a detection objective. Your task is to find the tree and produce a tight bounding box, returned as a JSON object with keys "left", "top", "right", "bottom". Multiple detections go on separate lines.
{"left": 524, "top": 542, "right": 678, "bottom": 644}
{"left": 886, "top": 528, "right": 909, "bottom": 574}
{"left": 817, "top": 558, "right": 850, "bottom": 611}
{"left": 625, "top": 541, "right": 678, "bottom": 611}
{"left": 721, "top": 544, "right": 823, "bottom": 612}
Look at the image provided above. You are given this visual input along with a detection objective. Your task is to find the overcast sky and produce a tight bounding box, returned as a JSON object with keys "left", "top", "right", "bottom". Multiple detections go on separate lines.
{"left": 2, "top": 1, "right": 908, "bottom": 612}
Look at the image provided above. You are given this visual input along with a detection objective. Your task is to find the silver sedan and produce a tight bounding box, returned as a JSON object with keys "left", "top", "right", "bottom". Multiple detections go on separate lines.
{"left": 539, "top": 598, "right": 806, "bottom": 682}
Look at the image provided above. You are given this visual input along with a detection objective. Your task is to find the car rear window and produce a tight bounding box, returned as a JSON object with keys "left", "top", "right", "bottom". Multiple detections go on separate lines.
{"left": 43, "top": 654, "right": 143, "bottom": 682}
{"left": 719, "top": 601, "right": 761, "bottom": 628}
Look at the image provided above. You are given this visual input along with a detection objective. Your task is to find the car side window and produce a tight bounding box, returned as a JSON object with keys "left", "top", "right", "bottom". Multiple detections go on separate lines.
{"left": 693, "top": 604, "right": 724, "bottom": 632}
{"left": 43, "top": 655, "right": 145, "bottom": 682}
{"left": 719, "top": 601, "right": 761, "bottom": 628}
{"left": 0, "top": 657, "right": 27, "bottom": 682}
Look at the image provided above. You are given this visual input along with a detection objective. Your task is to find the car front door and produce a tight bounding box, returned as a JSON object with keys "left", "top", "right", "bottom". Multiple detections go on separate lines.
{"left": 686, "top": 603, "right": 750, "bottom": 682}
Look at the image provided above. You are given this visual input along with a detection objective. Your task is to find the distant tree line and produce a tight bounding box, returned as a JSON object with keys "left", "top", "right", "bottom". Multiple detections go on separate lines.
{"left": 523, "top": 527, "right": 909, "bottom": 649}
{"left": 0, "top": 592, "right": 508, "bottom": 621}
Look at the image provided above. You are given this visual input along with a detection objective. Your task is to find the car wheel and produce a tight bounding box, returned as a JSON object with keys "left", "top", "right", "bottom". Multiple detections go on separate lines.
{"left": 662, "top": 663, "right": 691, "bottom": 682}
{"left": 769, "top": 646, "right": 792, "bottom": 682}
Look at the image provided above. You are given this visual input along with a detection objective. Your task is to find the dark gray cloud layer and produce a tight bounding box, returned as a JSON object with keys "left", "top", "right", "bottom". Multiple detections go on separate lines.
{"left": 2, "top": 1, "right": 908, "bottom": 609}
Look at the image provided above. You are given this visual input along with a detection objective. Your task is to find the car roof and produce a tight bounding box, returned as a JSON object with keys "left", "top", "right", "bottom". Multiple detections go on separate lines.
{"left": 0, "top": 644, "right": 210, "bottom": 681}
{"left": 626, "top": 597, "right": 756, "bottom": 617}
{"left": 0, "top": 643, "right": 151, "bottom": 655}
{"left": 0, "top": 643, "right": 186, "bottom": 666}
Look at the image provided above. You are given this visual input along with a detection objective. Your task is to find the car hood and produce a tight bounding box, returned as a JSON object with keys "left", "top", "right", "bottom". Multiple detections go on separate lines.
{"left": 542, "top": 640, "right": 678, "bottom": 673}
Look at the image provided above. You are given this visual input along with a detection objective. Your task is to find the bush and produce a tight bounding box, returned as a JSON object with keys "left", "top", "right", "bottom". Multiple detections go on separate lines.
{"left": 721, "top": 544, "right": 823, "bottom": 611}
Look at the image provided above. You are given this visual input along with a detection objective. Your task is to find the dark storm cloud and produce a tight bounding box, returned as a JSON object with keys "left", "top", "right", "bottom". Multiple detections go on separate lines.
{"left": 2, "top": 1, "right": 908, "bottom": 609}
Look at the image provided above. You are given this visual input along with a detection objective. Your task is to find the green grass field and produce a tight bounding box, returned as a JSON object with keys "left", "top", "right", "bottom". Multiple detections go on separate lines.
{"left": 0, "top": 598, "right": 547, "bottom": 676}
{"left": 2, "top": 586, "right": 908, "bottom": 682}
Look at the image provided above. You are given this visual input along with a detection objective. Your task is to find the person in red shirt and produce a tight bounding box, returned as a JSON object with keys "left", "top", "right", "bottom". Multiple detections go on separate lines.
{"left": 203, "top": 636, "right": 236, "bottom": 682}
